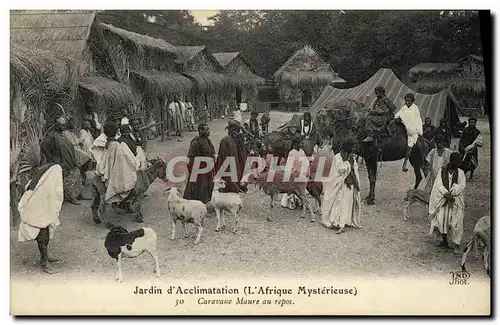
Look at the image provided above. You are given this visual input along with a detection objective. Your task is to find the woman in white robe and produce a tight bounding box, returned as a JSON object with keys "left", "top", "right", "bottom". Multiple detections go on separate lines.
{"left": 321, "top": 139, "right": 361, "bottom": 234}
{"left": 18, "top": 163, "right": 64, "bottom": 274}
{"left": 429, "top": 152, "right": 466, "bottom": 253}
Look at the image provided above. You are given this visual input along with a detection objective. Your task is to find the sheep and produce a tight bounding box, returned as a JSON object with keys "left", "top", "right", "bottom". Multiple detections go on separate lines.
{"left": 104, "top": 226, "right": 160, "bottom": 283}
{"left": 166, "top": 186, "right": 207, "bottom": 244}
{"left": 403, "top": 188, "right": 430, "bottom": 221}
{"left": 461, "top": 215, "right": 491, "bottom": 277}
{"left": 210, "top": 179, "right": 244, "bottom": 233}
{"left": 242, "top": 169, "right": 316, "bottom": 222}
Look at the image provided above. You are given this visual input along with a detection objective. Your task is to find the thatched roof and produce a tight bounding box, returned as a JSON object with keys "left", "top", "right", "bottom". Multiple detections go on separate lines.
{"left": 175, "top": 46, "right": 207, "bottom": 64}
{"left": 174, "top": 46, "right": 234, "bottom": 93}
{"left": 409, "top": 63, "right": 461, "bottom": 77}
{"left": 213, "top": 52, "right": 240, "bottom": 67}
{"left": 77, "top": 76, "right": 135, "bottom": 111}
{"left": 10, "top": 43, "right": 78, "bottom": 104}
{"left": 415, "top": 78, "right": 486, "bottom": 95}
{"left": 10, "top": 10, "right": 96, "bottom": 62}
{"left": 273, "top": 45, "right": 346, "bottom": 88}
{"left": 129, "top": 70, "right": 193, "bottom": 99}
{"left": 99, "top": 23, "right": 177, "bottom": 59}
{"left": 182, "top": 72, "right": 231, "bottom": 93}
{"left": 213, "top": 52, "right": 265, "bottom": 89}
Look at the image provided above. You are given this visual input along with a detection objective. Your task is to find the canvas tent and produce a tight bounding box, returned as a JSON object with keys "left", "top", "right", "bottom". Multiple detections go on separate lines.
{"left": 310, "top": 68, "right": 461, "bottom": 126}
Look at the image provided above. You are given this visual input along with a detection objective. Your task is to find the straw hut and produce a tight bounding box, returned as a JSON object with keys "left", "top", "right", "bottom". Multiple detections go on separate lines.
{"left": 213, "top": 52, "right": 265, "bottom": 110}
{"left": 409, "top": 55, "right": 486, "bottom": 114}
{"left": 98, "top": 23, "right": 194, "bottom": 122}
{"left": 175, "top": 45, "right": 230, "bottom": 118}
{"left": 10, "top": 10, "right": 136, "bottom": 122}
{"left": 272, "top": 45, "right": 346, "bottom": 111}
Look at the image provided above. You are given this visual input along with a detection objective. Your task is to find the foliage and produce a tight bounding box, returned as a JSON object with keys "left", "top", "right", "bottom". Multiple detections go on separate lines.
{"left": 97, "top": 10, "right": 483, "bottom": 87}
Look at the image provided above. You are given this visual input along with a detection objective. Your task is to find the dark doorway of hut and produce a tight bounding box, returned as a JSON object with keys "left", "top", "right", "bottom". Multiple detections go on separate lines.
{"left": 301, "top": 89, "right": 312, "bottom": 108}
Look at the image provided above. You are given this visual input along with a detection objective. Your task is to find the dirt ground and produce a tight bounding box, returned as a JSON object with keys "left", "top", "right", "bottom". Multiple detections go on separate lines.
{"left": 10, "top": 112, "right": 491, "bottom": 283}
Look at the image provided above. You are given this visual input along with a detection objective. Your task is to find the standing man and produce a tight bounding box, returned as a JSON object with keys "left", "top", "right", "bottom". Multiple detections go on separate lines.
{"left": 185, "top": 99, "right": 196, "bottom": 132}
{"left": 41, "top": 116, "right": 82, "bottom": 205}
{"left": 321, "top": 138, "right": 361, "bottom": 234}
{"left": 248, "top": 110, "right": 260, "bottom": 138}
{"left": 183, "top": 123, "right": 216, "bottom": 203}
{"left": 429, "top": 152, "right": 466, "bottom": 254}
{"left": 79, "top": 119, "right": 96, "bottom": 182}
{"left": 436, "top": 118, "right": 452, "bottom": 148}
{"left": 418, "top": 134, "right": 453, "bottom": 194}
{"left": 129, "top": 115, "right": 148, "bottom": 170}
{"left": 362, "top": 86, "right": 397, "bottom": 143}
{"left": 459, "top": 117, "right": 483, "bottom": 180}
{"left": 215, "top": 120, "right": 248, "bottom": 193}
{"left": 17, "top": 163, "right": 63, "bottom": 274}
{"left": 168, "top": 97, "right": 185, "bottom": 141}
{"left": 422, "top": 117, "right": 437, "bottom": 149}
{"left": 261, "top": 110, "right": 270, "bottom": 134}
{"left": 395, "top": 93, "right": 423, "bottom": 172}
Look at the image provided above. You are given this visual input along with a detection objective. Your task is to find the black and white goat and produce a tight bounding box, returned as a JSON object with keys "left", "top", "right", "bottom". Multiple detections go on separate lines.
{"left": 461, "top": 215, "right": 491, "bottom": 277}
{"left": 104, "top": 226, "right": 160, "bottom": 283}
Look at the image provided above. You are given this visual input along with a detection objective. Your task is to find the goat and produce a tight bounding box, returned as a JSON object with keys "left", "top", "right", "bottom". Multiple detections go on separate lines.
{"left": 461, "top": 215, "right": 491, "bottom": 277}
{"left": 166, "top": 186, "right": 207, "bottom": 244}
{"left": 243, "top": 169, "right": 316, "bottom": 222}
{"left": 104, "top": 226, "right": 160, "bottom": 283}
{"left": 210, "top": 179, "right": 244, "bottom": 233}
{"left": 403, "top": 188, "right": 430, "bottom": 221}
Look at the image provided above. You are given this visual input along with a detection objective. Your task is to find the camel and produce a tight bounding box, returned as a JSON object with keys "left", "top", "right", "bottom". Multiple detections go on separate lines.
{"left": 323, "top": 101, "right": 429, "bottom": 205}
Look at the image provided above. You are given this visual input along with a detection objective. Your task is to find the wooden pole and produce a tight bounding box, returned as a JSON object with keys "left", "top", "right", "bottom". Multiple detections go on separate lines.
{"left": 160, "top": 100, "right": 165, "bottom": 142}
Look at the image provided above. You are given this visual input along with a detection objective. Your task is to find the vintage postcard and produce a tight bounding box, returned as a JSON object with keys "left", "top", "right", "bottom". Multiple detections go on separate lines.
{"left": 9, "top": 7, "right": 491, "bottom": 315}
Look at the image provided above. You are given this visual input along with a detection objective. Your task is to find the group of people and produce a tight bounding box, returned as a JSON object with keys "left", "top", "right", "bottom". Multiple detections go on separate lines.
{"left": 15, "top": 90, "right": 485, "bottom": 273}
{"left": 324, "top": 88, "right": 484, "bottom": 250}
{"left": 17, "top": 111, "right": 150, "bottom": 273}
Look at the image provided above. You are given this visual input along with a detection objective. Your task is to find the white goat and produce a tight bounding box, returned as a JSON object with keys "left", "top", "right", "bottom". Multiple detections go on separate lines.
{"left": 166, "top": 186, "right": 207, "bottom": 244}
{"left": 461, "top": 215, "right": 491, "bottom": 277}
{"left": 210, "top": 179, "right": 244, "bottom": 233}
{"left": 104, "top": 226, "right": 160, "bottom": 283}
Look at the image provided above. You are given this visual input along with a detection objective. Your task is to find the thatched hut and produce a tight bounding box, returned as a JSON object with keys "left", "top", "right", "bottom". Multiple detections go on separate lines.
{"left": 272, "top": 45, "right": 346, "bottom": 111}
{"left": 175, "top": 45, "right": 231, "bottom": 119}
{"left": 409, "top": 55, "right": 486, "bottom": 115}
{"left": 10, "top": 10, "right": 136, "bottom": 121}
{"left": 213, "top": 52, "right": 265, "bottom": 110}
{"left": 98, "top": 23, "right": 194, "bottom": 123}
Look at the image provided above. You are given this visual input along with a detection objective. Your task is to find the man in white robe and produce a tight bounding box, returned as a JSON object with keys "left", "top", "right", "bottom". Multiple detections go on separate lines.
{"left": 418, "top": 135, "right": 453, "bottom": 194}
{"left": 321, "top": 138, "right": 361, "bottom": 234}
{"left": 395, "top": 93, "right": 423, "bottom": 172}
{"left": 17, "top": 163, "right": 63, "bottom": 274}
{"left": 429, "top": 152, "right": 466, "bottom": 253}
{"left": 168, "top": 97, "right": 185, "bottom": 140}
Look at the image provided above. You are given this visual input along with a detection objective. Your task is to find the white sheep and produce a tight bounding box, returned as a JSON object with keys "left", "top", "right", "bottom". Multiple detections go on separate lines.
{"left": 210, "top": 179, "right": 244, "bottom": 233}
{"left": 104, "top": 226, "right": 160, "bottom": 283}
{"left": 166, "top": 186, "right": 207, "bottom": 244}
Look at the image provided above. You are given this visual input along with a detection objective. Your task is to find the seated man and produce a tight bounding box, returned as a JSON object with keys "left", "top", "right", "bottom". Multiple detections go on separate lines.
{"left": 395, "top": 93, "right": 423, "bottom": 172}
{"left": 362, "top": 86, "right": 396, "bottom": 143}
